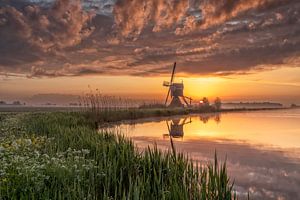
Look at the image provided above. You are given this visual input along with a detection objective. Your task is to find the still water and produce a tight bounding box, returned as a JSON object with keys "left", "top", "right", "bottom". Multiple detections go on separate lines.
{"left": 106, "top": 109, "right": 300, "bottom": 200}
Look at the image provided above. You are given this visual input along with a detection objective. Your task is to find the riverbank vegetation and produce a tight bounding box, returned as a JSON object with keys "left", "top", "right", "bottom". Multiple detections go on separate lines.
{"left": 80, "top": 91, "right": 285, "bottom": 127}
{"left": 0, "top": 112, "right": 237, "bottom": 199}
{"left": 80, "top": 90, "right": 220, "bottom": 125}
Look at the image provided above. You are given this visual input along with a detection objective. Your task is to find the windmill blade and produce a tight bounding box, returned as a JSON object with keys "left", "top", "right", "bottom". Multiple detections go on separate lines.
{"left": 166, "top": 120, "right": 176, "bottom": 155}
{"left": 165, "top": 87, "right": 171, "bottom": 105}
{"left": 165, "top": 62, "right": 177, "bottom": 106}
{"left": 182, "top": 117, "right": 187, "bottom": 124}
{"left": 182, "top": 117, "right": 192, "bottom": 125}
{"left": 170, "top": 62, "right": 177, "bottom": 84}
{"left": 166, "top": 120, "right": 171, "bottom": 134}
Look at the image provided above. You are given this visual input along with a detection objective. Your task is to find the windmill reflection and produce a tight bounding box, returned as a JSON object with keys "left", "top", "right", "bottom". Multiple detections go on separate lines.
{"left": 163, "top": 114, "right": 221, "bottom": 139}
{"left": 199, "top": 113, "right": 221, "bottom": 124}
{"left": 163, "top": 117, "right": 192, "bottom": 139}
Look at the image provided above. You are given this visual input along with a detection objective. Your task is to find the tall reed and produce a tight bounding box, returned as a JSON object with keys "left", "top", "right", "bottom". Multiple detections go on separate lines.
{"left": 80, "top": 89, "right": 142, "bottom": 112}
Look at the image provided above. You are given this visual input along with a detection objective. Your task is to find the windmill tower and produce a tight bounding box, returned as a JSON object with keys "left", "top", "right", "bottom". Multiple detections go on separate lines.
{"left": 163, "top": 62, "right": 192, "bottom": 107}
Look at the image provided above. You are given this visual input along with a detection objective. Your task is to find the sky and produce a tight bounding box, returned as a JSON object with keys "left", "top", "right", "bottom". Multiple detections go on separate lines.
{"left": 0, "top": 0, "right": 299, "bottom": 105}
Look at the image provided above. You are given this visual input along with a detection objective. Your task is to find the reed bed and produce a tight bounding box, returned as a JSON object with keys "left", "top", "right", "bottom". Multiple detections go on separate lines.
{"left": 80, "top": 90, "right": 161, "bottom": 124}
{"left": 80, "top": 90, "right": 218, "bottom": 125}
{"left": 0, "top": 112, "right": 237, "bottom": 199}
{"left": 80, "top": 89, "right": 164, "bottom": 112}
{"left": 80, "top": 89, "right": 144, "bottom": 113}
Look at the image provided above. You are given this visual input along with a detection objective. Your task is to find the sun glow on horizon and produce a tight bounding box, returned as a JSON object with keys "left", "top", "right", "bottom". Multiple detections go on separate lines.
{"left": 1, "top": 67, "right": 300, "bottom": 104}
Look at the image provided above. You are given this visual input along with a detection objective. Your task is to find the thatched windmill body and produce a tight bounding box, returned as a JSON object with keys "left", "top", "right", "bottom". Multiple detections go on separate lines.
{"left": 163, "top": 62, "right": 192, "bottom": 107}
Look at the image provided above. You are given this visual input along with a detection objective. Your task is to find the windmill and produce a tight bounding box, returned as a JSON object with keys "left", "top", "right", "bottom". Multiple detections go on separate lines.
{"left": 163, "top": 62, "right": 192, "bottom": 107}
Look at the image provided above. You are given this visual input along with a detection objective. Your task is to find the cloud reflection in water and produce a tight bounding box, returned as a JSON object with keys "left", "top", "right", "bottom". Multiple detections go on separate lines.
{"left": 105, "top": 110, "right": 300, "bottom": 200}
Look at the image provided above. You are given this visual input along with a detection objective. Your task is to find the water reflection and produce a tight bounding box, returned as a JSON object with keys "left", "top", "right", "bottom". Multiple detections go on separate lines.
{"left": 199, "top": 113, "right": 221, "bottom": 124}
{"left": 163, "top": 113, "right": 221, "bottom": 139}
{"left": 101, "top": 109, "right": 300, "bottom": 200}
{"left": 164, "top": 118, "right": 192, "bottom": 138}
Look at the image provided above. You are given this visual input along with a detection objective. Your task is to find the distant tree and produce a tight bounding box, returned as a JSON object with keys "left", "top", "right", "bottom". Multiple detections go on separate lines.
{"left": 214, "top": 97, "right": 222, "bottom": 110}
{"left": 202, "top": 97, "right": 210, "bottom": 107}
{"left": 291, "top": 103, "right": 298, "bottom": 108}
{"left": 12, "top": 101, "right": 21, "bottom": 105}
{"left": 0, "top": 101, "right": 6, "bottom": 105}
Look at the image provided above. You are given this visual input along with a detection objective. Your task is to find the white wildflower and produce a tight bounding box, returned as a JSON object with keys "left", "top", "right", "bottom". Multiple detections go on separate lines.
{"left": 82, "top": 149, "right": 90, "bottom": 155}
{"left": 24, "top": 139, "right": 32, "bottom": 146}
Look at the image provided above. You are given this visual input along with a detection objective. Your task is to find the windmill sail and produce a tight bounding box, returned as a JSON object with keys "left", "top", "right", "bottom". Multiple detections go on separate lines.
{"left": 165, "top": 62, "right": 176, "bottom": 105}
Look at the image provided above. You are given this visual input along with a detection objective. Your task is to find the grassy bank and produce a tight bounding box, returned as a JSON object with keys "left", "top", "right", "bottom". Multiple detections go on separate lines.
{"left": 86, "top": 106, "right": 287, "bottom": 126}
{"left": 0, "top": 112, "right": 236, "bottom": 199}
{"left": 86, "top": 106, "right": 226, "bottom": 125}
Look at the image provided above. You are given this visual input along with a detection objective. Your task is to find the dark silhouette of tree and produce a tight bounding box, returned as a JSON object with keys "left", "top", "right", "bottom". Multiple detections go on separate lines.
{"left": 202, "top": 97, "right": 210, "bottom": 107}
{"left": 12, "top": 101, "right": 21, "bottom": 105}
{"left": 290, "top": 103, "right": 299, "bottom": 108}
{"left": 214, "top": 97, "right": 222, "bottom": 110}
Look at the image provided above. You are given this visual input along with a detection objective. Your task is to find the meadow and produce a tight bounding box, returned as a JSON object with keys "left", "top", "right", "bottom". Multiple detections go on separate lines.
{"left": 0, "top": 111, "right": 237, "bottom": 199}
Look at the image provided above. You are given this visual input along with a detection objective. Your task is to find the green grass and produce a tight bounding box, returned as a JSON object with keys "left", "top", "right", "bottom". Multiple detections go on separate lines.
{"left": 0, "top": 112, "right": 236, "bottom": 199}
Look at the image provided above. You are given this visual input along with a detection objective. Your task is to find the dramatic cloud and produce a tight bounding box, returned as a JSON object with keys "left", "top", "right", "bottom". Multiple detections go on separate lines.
{"left": 113, "top": 0, "right": 295, "bottom": 36}
{"left": 200, "top": 0, "right": 290, "bottom": 28}
{"left": 0, "top": 0, "right": 299, "bottom": 77}
{"left": 113, "top": 0, "right": 189, "bottom": 37}
{"left": 0, "top": 0, "right": 94, "bottom": 50}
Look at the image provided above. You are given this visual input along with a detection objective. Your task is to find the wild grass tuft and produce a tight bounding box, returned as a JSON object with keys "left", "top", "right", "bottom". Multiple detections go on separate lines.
{"left": 0, "top": 112, "right": 237, "bottom": 199}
